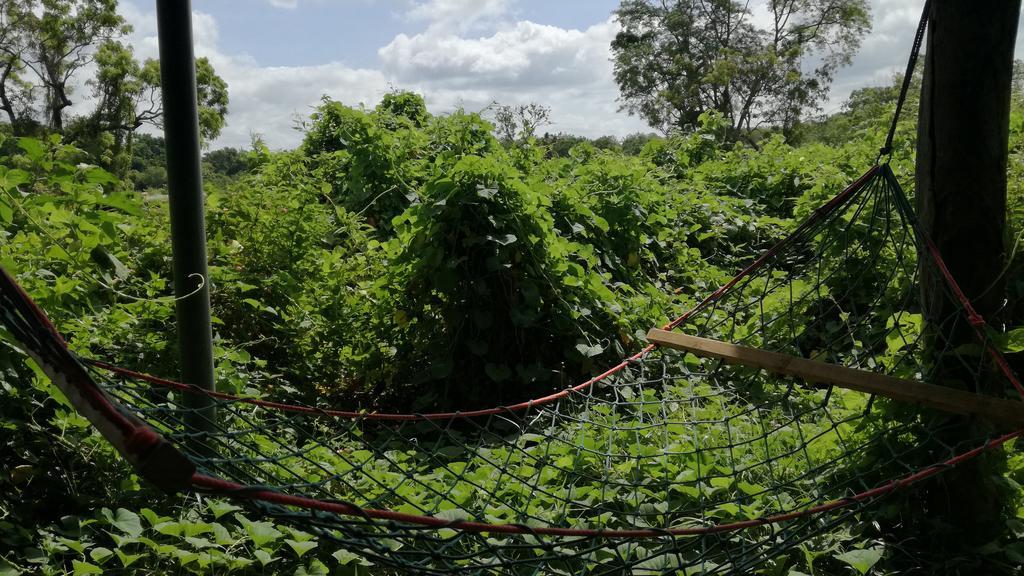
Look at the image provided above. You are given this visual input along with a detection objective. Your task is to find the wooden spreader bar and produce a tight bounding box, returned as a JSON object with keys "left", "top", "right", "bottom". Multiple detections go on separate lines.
{"left": 647, "top": 329, "right": 1024, "bottom": 427}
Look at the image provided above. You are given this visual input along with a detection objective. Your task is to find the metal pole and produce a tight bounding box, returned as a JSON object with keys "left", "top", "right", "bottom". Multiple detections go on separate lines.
{"left": 156, "top": 0, "right": 216, "bottom": 436}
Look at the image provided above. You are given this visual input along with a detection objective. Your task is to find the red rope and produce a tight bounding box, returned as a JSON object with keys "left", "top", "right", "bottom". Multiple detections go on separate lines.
{"left": 0, "top": 267, "right": 138, "bottom": 437}
{"left": 921, "top": 235, "right": 1024, "bottom": 399}
{"left": 191, "top": 426, "right": 1023, "bottom": 538}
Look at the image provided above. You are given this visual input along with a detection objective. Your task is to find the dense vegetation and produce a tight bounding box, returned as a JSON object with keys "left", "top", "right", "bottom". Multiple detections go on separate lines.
{"left": 3, "top": 78, "right": 1023, "bottom": 574}
{"left": 2, "top": 0, "right": 1024, "bottom": 565}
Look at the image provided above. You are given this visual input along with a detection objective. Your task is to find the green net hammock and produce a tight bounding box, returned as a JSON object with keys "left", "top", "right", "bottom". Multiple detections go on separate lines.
{"left": 3, "top": 162, "right": 1023, "bottom": 575}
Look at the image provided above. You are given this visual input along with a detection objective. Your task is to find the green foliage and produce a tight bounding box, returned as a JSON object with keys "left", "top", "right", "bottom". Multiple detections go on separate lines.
{"left": 203, "top": 147, "right": 249, "bottom": 180}
{"left": 376, "top": 90, "right": 429, "bottom": 127}
{"left": 4, "top": 76, "right": 1024, "bottom": 574}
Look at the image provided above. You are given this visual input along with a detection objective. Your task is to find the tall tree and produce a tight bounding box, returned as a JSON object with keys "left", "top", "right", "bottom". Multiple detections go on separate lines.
{"left": 492, "top": 102, "right": 551, "bottom": 146}
{"left": 611, "top": 0, "right": 870, "bottom": 141}
{"left": 66, "top": 40, "right": 227, "bottom": 176}
{"left": 0, "top": 0, "right": 35, "bottom": 131}
{"left": 914, "top": 0, "right": 1020, "bottom": 563}
{"left": 17, "top": 0, "right": 129, "bottom": 131}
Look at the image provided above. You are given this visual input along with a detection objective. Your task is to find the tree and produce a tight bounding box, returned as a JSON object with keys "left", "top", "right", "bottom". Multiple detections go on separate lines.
{"left": 621, "top": 132, "right": 658, "bottom": 155}
{"left": 913, "top": 0, "right": 1021, "bottom": 562}
{"left": 203, "top": 147, "right": 248, "bottom": 178}
{"left": 14, "top": 0, "right": 130, "bottom": 131}
{"left": 89, "top": 41, "right": 227, "bottom": 142}
{"left": 0, "top": 0, "right": 35, "bottom": 132}
{"left": 0, "top": 0, "right": 226, "bottom": 157}
{"left": 69, "top": 40, "right": 227, "bottom": 175}
{"left": 611, "top": 0, "right": 870, "bottom": 141}
{"left": 492, "top": 102, "right": 551, "bottom": 146}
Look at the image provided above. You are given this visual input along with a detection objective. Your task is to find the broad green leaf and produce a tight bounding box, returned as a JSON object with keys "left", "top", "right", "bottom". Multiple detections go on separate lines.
{"left": 0, "top": 558, "right": 20, "bottom": 576}
{"left": 295, "top": 560, "right": 330, "bottom": 576}
{"left": 71, "top": 561, "right": 103, "bottom": 576}
{"left": 102, "top": 508, "right": 143, "bottom": 538}
{"left": 332, "top": 549, "right": 372, "bottom": 566}
{"left": 207, "top": 500, "right": 242, "bottom": 519}
{"left": 1000, "top": 327, "right": 1024, "bottom": 353}
{"left": 89, "top": 547, "right": 113, "bottom": 564}
{"left": 254, "top": 549, "right": 276, "bottom": 566}
{"left": 285, "top": 538, "right": 319, "bottom": 557}
{"left": 575, "top": 342, "right": 604, "bottom": 357}
{"left": 115, "top": 550, "right": 144, "bottom": 568}
{"left": 243, "top": 519, "right": 283, "bottom": 547}
{"left": 16, "top": 138, "right": 44, "bottom": 161}
{"left": 835, "top": 548, "right": 884, "bottom": 575}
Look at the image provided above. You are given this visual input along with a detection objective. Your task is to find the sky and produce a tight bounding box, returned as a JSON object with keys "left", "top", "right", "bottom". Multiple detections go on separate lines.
{"left": 107, "top": 0, "right": 1021, "bottom": 150}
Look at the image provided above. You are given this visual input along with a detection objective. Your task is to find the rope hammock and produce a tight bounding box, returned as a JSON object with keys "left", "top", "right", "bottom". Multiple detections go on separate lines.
{"left": 4, "top": 2, "right": 1024, "bottom": 573}
{"left": 4, "top": 161, "right": 1023, "bottom": 574}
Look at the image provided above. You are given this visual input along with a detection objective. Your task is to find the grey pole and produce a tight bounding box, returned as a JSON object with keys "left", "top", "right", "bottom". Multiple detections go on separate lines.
{"left": 156, "top": 0, "right": 216, "bottom": 435}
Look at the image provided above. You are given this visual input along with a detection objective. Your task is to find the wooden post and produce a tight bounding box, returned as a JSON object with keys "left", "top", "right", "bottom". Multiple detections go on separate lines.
{"left": 915, "top": 0, "right": 1020, "bottom": 552}
{"left": 646, "top": 329, "right": 1024, "bottom": 427}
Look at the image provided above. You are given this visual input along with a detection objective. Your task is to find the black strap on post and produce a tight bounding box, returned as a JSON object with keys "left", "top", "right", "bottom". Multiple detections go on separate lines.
{"left": 878, "top": 0, "right": 932, "bottom": 163}
{"left": 155, "top": 0, "right": 217, "bottom": 437}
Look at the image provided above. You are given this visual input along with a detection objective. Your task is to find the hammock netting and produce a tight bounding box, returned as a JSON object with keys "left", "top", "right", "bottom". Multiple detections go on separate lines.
{"left": 3, "top": 163, "right": 1023, "bottom": 575}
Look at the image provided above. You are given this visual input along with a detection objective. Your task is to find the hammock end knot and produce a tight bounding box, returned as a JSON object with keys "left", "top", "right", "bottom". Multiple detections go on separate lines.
{"left": 876, "top": 145, "right": 893, "bottom": 164}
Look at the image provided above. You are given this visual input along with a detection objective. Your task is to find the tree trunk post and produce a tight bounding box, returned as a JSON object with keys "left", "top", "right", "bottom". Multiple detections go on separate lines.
{"left": 155, "top": 0, "right": 217, "bottom": 441}
{"left": 915, "top": 0, "right": 1020, "bottom": 553}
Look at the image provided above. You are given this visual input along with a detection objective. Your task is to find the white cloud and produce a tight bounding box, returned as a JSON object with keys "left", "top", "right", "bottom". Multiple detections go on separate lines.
{"left": 111, "top": 0, "right": 649, "bottom": 149}
{"left": 269, "top": 0, "right": 299, "bottom": 8}
{"left": 379, "top": 17, "right": 648, "bottom": 137}
{"left": 104, "top": 0, "right": 1024, "bottom": 151}
{"left": 119, "top": 2, "right": 390, "bottom": 150}
{"left": 404, "top": 0, "right": 512, "bottom": 32}
{"left": 821, "top": 0, "right": 927, "bottom": 113}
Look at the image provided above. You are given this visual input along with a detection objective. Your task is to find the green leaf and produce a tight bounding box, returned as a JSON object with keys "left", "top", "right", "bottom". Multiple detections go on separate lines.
{"left": 83, "top": 167, "right": 118, "bottom": 186}
{"left": 332, "top": 549, "right": 372, "bottom": 566}
{"left": 115, "top": 550, "right": 144, "bottom": 568}
{"left": 71, "top": 561, "right": 103, "bottom": 576}
{"left": 488, "top": 233, "right": 517, "bottom": 245}
{"left": 153, "top": 521, "right": 182, "bottom": 537}
{"left": 1001, "top": 327, "right": 1024, "bottom": 353}
{"left": 89, "top": 547, "right": 114, "bottom": 564}
{"left": 0, "top": 558, "right": 20, "bottom": 576}
{"left": 835, "top": 548, "right": 884, "bottom": 575}
{"left": 94, "top": 192, "right": 141, "bottom": 215}
{"left": 484, "top": 363, "right": 511, "bottom": 382}
{"left": 59, "top": 538, "right": 86, "bottom": 554}
{"left": 0, "top": 198, "right": 12, "bottom": 224}
{"left": 242, "top": 519, "right": 283, "bottom": 547}
{"left": 295, "top": 560, "right": 330, "bottom": 576}
{"left": 90, "top": 247, "right": 130, "bottom": 280}
{"left": 139, "top": 508, "right": 171, "bottom": 527}
{"left": 102, "top": 508, "right": 143, "bottom": 538}
{"left": 254, "top": 549, "right": 276, "bottom": 566}
{"left": 172, "top": 549, "right": 200, "bottom": 566}
{"left": 0, "top": 168, "right": 30, "bottom": 190}
{"left": 575, "top": 342, "right": 604, "bottom": 357}
{"left": 16, "top": 138, "right": 44, "bottom": 161}
{"left": 207, "top": 500, "right": 242, "bottom": 519}
{"left": 285, "top": 539, "right": 319, "bottom": 557}
{"left": 434, "top": 508, "right": 470, "bottom": 522}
